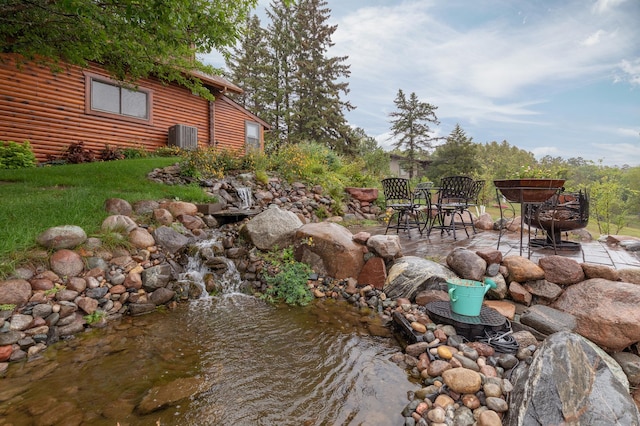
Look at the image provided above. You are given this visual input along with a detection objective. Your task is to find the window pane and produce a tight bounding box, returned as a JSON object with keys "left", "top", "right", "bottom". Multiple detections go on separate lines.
{"left": 122, "top": 88, "right": 148, "bottom": 118}
{"left": 246, "top": 122, "right": 260, "bottom": 149}
{"left": 91, "top": 80, "right": 120, "bottom": 114}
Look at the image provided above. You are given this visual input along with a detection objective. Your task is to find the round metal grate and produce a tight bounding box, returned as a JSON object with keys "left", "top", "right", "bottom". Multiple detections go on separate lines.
{"left": 426, "top": 300, "right": 506, "bottom": 328}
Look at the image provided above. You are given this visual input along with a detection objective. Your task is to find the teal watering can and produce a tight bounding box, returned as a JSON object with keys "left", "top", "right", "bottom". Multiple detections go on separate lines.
{"left": 446, "top": 277, "right": 497, "bottom": 316}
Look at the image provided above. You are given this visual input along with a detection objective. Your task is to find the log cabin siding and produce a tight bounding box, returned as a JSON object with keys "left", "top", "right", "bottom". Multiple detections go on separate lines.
{"left": 0, "top": 54, "right": 265, "bottom": 162}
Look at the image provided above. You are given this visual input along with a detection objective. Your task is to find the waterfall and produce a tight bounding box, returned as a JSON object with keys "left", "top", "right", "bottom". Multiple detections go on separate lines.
{"left": 177, "top": 236, "right": 243, "bottom": 298}
{"left": 237, "top": 187, "right": 253, "bottom": 209}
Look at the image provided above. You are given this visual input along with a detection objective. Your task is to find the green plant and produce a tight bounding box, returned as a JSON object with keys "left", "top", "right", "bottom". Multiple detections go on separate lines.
{"left": 261, "top": 261, "right": 313, "bottom": 306}
{"left": 0, "top": 140, "right": 37, "bottom": 169}
{"left": 121, "top": 144, "right": 148, "bottom": 159}
{"left": 0, "top": 303, "right": 16, "bottom": 311}
{"left": 44, "top": 284, "right": 65, "bottom": 296}
{"left": 83, "top": 310, "right": 107, "bottom": 325}
{"left": 154, "top": 146, "right": 184, "bottom": 157}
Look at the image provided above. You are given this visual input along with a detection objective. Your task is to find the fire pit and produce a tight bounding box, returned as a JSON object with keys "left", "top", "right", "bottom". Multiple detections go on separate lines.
{"left": 525, "top": 190, "right": 589, "bottom": 251}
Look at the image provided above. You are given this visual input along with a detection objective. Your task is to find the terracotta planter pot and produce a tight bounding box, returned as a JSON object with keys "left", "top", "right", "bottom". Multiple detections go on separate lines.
{"left": 493, "top": 179, "right": 565, "bottom": 203}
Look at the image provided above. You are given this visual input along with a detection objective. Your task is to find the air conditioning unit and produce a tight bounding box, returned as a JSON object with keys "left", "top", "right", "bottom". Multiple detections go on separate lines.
{"left": 168, "top": 124, "right": 198, "bottom": 150}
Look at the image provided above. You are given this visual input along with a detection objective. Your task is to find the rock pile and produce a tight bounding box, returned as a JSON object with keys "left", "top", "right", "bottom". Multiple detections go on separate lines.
{"left": 1, "top": 166, "right": 640, "bottom": 425}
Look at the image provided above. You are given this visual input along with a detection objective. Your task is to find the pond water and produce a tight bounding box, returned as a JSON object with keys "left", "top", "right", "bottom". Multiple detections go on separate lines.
{"left": 1, "top": 293, "right": 420, "bottom": 425}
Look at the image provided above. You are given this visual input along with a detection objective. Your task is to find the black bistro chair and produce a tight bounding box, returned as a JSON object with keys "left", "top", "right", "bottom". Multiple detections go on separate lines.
{"left": 431, "top": 175, "right": 475, "bottom": 240}
{"left": 381, "top": 178, "right": 423, "bottom": 237}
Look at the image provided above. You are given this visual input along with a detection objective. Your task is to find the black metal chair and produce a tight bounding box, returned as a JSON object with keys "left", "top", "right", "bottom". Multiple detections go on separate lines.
{"left": 381, "top": 178, "right": 423, "bottom": 237}
{"left": 459, "top": 179, "right": 485, "bottom": 233}
{"left": 430, "top": 176, "right": 475, "bottom": 240}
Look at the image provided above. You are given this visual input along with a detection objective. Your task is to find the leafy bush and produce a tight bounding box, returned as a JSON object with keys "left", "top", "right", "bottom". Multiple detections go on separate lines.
{"left": 100, "top": 144, "right": 125, "bottom": 161}
{"left": 56, "top": 141, "right": 96, "bottom": 163}
{"left": 262, "top": 261, "right": 313, "bottom": 306}
{"left": 122, "top": 145, "right": 148, "bottom": 159}
{"left": 154, "top": 146, "right": 184, "bottom": 157}
{"left": 179, "top": 147, "right": 244, "bottom": 179}
{"left": 0, "top": 140, "right": 37, "bottom": 169}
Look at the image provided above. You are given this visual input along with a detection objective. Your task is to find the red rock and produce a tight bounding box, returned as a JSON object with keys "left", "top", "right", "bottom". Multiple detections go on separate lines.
{"left": 0, "top": 345, "right": 12, "bottom": 362}
{"left": 508, "top": 281, "right": 532, "bottom": 305}
{"left": 357, "top": 257, "right": 386, "bottom": 290}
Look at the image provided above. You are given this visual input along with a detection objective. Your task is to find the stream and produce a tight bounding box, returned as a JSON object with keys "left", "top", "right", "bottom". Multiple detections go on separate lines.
{"left": 0, "top": 237, "right": 420, "bottom": 425}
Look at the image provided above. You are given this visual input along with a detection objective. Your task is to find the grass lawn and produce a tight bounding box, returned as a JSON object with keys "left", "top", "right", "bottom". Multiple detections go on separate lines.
{"left": 0, "top": 157, "right": 213, "bottom": 276}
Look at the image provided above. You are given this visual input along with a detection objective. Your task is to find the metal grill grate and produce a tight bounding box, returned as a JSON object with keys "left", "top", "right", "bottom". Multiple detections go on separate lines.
{"left": 425, "top": 300, "right": 507, "bottom": 340}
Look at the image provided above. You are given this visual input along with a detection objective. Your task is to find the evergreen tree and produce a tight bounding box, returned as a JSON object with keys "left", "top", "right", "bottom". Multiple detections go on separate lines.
{"left": 290, "top": 0, "right": 354, "bottom": 154}
{"left": 227, "top": 0, "right": 354, "bottom": 154}
{"left": 264, "top": 0, "right": 298, "bottom": 152}
{"left": 227, "top": 15, "right": 270, "bottom": 115}
{"left": 388, "top": 89, "right": 442, "bottom": 178}
{"left": 428, "top": 124, "right": 480, "bottom": 180}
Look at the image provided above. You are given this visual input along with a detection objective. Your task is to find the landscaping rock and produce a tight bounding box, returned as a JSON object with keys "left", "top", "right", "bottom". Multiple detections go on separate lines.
{"left": 295, "top": 222, "right": 365, "bottom": 280}
{"left": 519, "top": 305, "right": 577, "bottom": 336}
{"left": 502, "top": 255, "right": 545, "bottom": 282}
{"left": 552, "top": 278, "right": 640, "bottom": 352}
{"left": 36, "top": 225, "right": 87, "bottom": 249}
{"left": 152, "top": 226, "right": 190, "bottom": 254}
{"left": 49, "top": 249, "right": 84, "bottom": 278}
{"left": 384, "top": 256, "right": 456, "bottom": 301}
{"left": 446, "top": 248, "right": 487, "bottom": 282}
{"left": 506, "top": 331, "right": 640, "bottom": 425}
{"left": 0, "top": 279, "right": 32, "bottom": 306}
{"left": 104, "top": 198, "right": 132, "bottom": 216}
{"left": 244, "top": 205, "right": 303, "bottom": 250}
{"left": 538, "top": 255, "right": 585, "bottom": 285}
{"left": 366, "top": 234, "right": 402, "bottom": 260}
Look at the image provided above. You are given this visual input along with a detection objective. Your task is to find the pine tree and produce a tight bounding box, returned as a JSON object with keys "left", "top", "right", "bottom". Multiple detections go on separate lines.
{"left": 388, "top": 89, "right": 442, "bottom": 178}
{"left": 290, "top": 0, "right": 354, "bottom": 154}
{"left": 227, "top": 15, "right": 270, "bottom": 115}
{"left": 428, "top": 124, "right": 480, "bottom": 179}
{"left": 264, "top": 0, "right": 298, "bottom": 151}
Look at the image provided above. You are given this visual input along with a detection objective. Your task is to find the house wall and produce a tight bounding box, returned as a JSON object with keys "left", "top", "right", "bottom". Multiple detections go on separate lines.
{"left": 0, "top": 54, "right": 260, "bottom": 162}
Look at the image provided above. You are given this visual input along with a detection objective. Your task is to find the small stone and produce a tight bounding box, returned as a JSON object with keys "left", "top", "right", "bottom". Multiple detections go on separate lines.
{"left": 461, "top": 393, "right": 481, "bottom": 409}
{"left": 427, "top": 406, "right": 446, "bottom": 423}
{"left": 434, "top": 394, "right": 455, "bottom": 408}
{"left": 427, "top": 360, "right": 452, "bottom": 377}
{"left": 483, "top": 382, "right": 503, "bottom": 398}
{"left": 411, "top": 321, "right": 427, "bottom": 333}
{"left": 485, "top": 396, "right": 508, "bottom": 412}
{"left": 437, "top": 345, "right": 456, "bottom": 360}
{"left": 478, "top": 409, "right": 503, "bottom": 426}
{"left": 441, "top": 367, "right": 482, "bottom": 394}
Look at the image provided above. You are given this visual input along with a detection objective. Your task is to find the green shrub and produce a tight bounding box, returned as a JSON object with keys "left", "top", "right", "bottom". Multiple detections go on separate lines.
{"left": 179, "top": 147, "right": 243, "bottom": 179}
{"left": 121, "top": 144, "right": 148, "bottom": 159}
{"left": 262, "top": 261, "right": 313, "bottom": 306}
{"left": 154, "top": 146, "right": 184, "bottom": 157}
{"left": 0, "top": 140, "right": 37, "bottom": 169}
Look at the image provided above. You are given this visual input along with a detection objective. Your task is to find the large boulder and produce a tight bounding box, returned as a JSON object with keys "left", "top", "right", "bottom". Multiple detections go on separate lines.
{"left": 552, "top": 278, "right": 640, "bottom": 352}
{"left": 446, "top": 248, "right": 487, "bottom": 281}
{"left": 506, "top": 331, "right": 640, "bottom": 425}
{"left": 502, "top": 255, "right": 545, "bottom": 283}
{"left": 294, "top": 222, "right": 365, "bottom": 280}
{"left": 384, "top": 256, "right": 457, "bottom": 301}
{"left": 244, "top": 205, "right": 303, "bottom": 250}
{"left": 538, "top": 255, "right": 585, "bottom": 285}
{"left": 36, "top": 225, "right": 87, "bottom": 249}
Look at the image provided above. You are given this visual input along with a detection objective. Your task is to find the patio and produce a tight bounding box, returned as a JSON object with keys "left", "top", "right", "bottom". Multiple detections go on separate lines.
{"left": 363, "top": 225, "right": 640, "bottom": 270}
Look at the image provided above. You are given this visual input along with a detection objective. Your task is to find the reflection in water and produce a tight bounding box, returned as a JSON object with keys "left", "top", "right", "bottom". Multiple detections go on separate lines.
{"left": 1, "top": 295, "right": 419, "bottom": 425}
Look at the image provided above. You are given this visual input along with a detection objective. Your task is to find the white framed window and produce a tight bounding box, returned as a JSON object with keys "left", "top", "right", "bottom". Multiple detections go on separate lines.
{"left": 245, "top": 121, "right": 260, "bottom": 151}
{"left": 84, "top": 72, "right": 152, "bottom": 124}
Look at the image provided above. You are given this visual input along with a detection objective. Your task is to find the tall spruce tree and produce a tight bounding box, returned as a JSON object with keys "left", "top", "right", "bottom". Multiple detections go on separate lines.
{"left": 264, "top": 0, "right": 298, "bottom": 151}
{"left": 227, "top": 15, "right": 270, "bottom": 115}
{"left": 227, "top": 0, "right": 354, "bottom": 154}
{"left": 290, "top": 0, "right": 354, "bottom": 154}
{"left": 388, "top": 89, "right": 442, "bottom": 178}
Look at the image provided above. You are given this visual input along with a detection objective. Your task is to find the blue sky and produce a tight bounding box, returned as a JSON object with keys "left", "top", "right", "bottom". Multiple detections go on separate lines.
{"left": 202, "top": 0, "right": 640, "bottom": 167}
